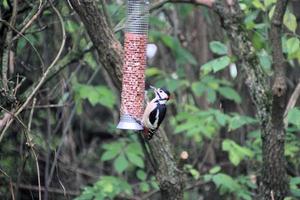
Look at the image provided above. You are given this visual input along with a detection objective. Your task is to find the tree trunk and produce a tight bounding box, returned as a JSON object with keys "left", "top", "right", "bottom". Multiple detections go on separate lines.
{"left": 211, "top": 1, "right": 289, "bottom": 199}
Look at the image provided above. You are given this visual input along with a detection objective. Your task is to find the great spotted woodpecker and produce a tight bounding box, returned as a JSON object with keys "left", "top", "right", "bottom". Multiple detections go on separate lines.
{"left": 142, "top": 86, "right": 170, "bottom": 140}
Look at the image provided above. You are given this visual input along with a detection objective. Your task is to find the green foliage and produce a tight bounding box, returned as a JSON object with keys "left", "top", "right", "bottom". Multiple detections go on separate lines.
{"left": 184, "top": 164, "right": 200, "bottom": 180}
{"left": 173, "top": 106, "right": 256, "bottom": 142}
{"left": 218, "top": 87, "right": 241, "bottom": 103}
{"left": 284, "top": 10, "right": 297, "bottom": 33}
{"left": 209, "top": 41, "right": 228, "bottom": 55}
{"left": 286, "top": 37, "right": 300, "bottom": 60}
{"left": 74, "top": 176, "right": 132, "bottom": 200}
{"left": 192, "top": 76, "right": 241, "bottom": 103}
{"left": 290, "top": 177, "right": 300, "bottom": 197}
{"left": 222, "top": 139, "right": 254, "bottom": 166}
{"left": 287, "top": 108, "right": 300, "bottom": 128}
{"left": 73, "top": 83, "right": 116, "bottom": 113}
{"left": 101, "top": 140, "right": 144, "bottom": 173}
{"left": 201, "top": 56, "right": 231, "bottom": 74}
{"left": 204, "top": 170, "right": 253, "bottom": 200}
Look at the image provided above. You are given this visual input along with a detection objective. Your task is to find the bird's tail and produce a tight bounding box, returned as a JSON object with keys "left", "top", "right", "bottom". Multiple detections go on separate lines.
{"left": 143, "top": 128, "right": 156, "bottom": 140}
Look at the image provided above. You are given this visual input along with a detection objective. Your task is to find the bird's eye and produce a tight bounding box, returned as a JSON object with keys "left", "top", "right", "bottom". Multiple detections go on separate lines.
{"left": 159, "top": 90, "right": 163, "bottom": 93}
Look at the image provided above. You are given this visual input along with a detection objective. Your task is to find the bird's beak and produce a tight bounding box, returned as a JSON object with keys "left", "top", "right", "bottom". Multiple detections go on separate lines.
{"left": 149, "top": 85, "right": 156, "bottom": 90}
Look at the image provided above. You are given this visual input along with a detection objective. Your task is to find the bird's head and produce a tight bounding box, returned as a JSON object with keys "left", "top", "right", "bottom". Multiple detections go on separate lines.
{"left": 150, "top": 86, "right": 170, "bottom": 101}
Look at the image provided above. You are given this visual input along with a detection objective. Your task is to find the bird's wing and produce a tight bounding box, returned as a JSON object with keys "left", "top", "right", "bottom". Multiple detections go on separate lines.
{"left": 156, "top": 104, "right": 166, "bottom": 128}
{"left": 149, "top": 107, "right": 158, "bottom": 125}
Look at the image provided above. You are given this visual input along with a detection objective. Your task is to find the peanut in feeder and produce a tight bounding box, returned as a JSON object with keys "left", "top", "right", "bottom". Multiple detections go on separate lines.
{"left": 117, "top": 0, "right": 150, "bottom": 130}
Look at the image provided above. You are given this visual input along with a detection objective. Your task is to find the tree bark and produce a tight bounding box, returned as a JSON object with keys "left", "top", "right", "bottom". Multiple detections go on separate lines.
{"left": 68, "top": 1, "right": 184, "bottom": 199}
{"left": 210, "top": 1, "right": 289, "bottom": 199}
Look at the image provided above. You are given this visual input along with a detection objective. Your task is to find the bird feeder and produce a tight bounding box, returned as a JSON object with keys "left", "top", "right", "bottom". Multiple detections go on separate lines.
{"left": 117, "top": 0, "right": 150, "bottom": 130}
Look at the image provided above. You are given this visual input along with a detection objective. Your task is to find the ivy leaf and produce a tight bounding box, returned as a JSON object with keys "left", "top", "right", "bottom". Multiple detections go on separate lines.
{"left": 114, "top": 154, "right": 128, "bottom": 173}
{"left": 286, "top": 37, "right": 300, "bottom": 55}
{"left": 209, "top": 41, "right": 228, "bottom": 55}
{"left": 286, "top": 37, "right": 300, "bottom": 60}
{"left": 284, "top": 11, "right": 297, "bottom": 33}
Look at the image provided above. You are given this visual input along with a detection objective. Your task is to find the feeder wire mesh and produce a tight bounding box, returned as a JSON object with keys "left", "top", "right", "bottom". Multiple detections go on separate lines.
{"left": 117, "top": 0, "right": 150, "bottom": 130}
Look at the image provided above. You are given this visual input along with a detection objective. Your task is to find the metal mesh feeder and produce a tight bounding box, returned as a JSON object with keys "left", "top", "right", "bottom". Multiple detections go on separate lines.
{"left": 117, "top": 0, "right": 149, "bottom": 130}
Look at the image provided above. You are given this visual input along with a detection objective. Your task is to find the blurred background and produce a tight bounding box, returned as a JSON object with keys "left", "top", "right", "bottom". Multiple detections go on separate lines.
{"left": 1, "top": 0, "right": 300, "bottom": 199}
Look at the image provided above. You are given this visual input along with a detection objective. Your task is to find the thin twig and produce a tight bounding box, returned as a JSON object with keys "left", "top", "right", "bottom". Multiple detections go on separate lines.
{"left": 0, "top": 19, "right": 45, "bottom": 68}
{"left": 12, "top": 0, "right": 45, "bottom": 42}
{"left": 28, "top": 98, "right": 36, "bottom": 132}
{"left": 2, "top": 0, "right": 18, "bottom": 90}
{"left": 0, "top": 2, "right": 66, "bottom": 143}
{"left": 32, "top": 150, "right": 42, "bottom": 200}
{"left": 12, "top": 183, "right": 80, "bottom": 196}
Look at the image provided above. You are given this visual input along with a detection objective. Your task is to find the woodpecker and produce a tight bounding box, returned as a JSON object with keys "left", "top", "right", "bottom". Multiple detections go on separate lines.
{"left": 142, "top": 86, "right": 170, "bottom": 140}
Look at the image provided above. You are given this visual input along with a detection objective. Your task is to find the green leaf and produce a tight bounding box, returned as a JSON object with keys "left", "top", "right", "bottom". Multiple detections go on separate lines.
{"left": 136, "top": 170, "right": 147, "bottom": 181}
{"left": 252, "top": 32, "right": 265, "bottom": 50}
{"left": 222, "top": 139, "right": 254, "bottom": 166}
{"left": 202, "top": 56, "right": 231, "bottom": 74}
{"left": 264, "top": 0, "right": 276, "bottom": 7}
{"left": 139, "top": 182, "right": 150, "bottom": 192}
{"left": 228, "top": 115, "right": 256, "bottom": 131}
{"left": 287, "top": 108, "right": 300, "bottom": 127}
{"left": 161, "top": 35, "right": 176, "bottom": 49}
{"left": 286, "top": 37, "right": 300, "bottom": 55}
{"left": 65, "top": 20, "right": 80, "bottom": 33}
{"left": 126, "top": 153, "right": 144, "bottom": 168}
{"left": 284, "top": 11, "right": 297, "bottom": 33}
{"left": 192, "top": 82, "right": 206, "bottom": 96}
{"left": 290, "top": 177, "right": 300, "bottom": 197}
{"left": 212, "top": 173, "right": 241, "bottom": 192}
{"left": 190, "top": 168, "right": 200, "bottom": 180}
{"left": 252, "top": 0, "right": 265, "bottom": 10}
{"left": 258, "top": 50, "right": 272, "bottom": 71}
{"left": 126, "top": 143, "right": 144, "bottom": 156}
{"left": 73, "top": 84, "right": 116, "bottom": 109}
{"left": 114, "top": 154, "right": 129, "bottom": 173}
{"left": 206, "top": 88, "right": 217, "bottom": 103}
{"left": 215, "top": 111, "right": 228, "bottom": 126}
{"left": 209, "top": 41, "right": 228, "bottom": 55}
{"left": 218, "top": 87, "right": 241, "bottom": 103}
{"left": 209, "top": 166, "right": 221, "bottom": 174}
{"left": 145, "top": 67, "right": 163, "bottom": 77}
{"left": 101, "top": 150, "right": 120, "bottom": 161}
{"left": 102, "top": 141, "right": 124, "bottom": 151}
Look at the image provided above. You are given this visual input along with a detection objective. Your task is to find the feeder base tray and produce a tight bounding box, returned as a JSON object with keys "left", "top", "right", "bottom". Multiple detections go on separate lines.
{"left": 117, "top": 114, "right": 143, "bottom": 130}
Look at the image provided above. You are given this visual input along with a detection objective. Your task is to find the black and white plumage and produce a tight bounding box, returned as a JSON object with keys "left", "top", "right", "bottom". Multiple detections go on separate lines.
{"left": 142, "top": 87, "right": 170, "bottom": 140}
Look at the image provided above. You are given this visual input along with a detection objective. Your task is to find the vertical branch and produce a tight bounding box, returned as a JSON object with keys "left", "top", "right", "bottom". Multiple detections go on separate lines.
{"left": 260, "top": 0, "right": 289, "bottom": 199}
{"left": 2, "top": 0, "right": 17, "bottom": 90}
